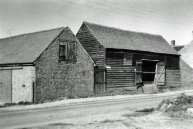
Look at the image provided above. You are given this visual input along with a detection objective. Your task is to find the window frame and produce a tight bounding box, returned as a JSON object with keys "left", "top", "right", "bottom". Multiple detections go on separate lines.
{"left": 59, "top": 40, "right": 77, "bottom": 61}
{"left": 59, "top": 43, "right": 67, "bottom": 61}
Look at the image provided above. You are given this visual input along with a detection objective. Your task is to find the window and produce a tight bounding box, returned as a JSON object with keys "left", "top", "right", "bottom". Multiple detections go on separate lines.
{"left": 59, "top": 44, "right": 67, "bottom": 60}
{"left": 59, "top": 40, "right": 76, "bottom": 61}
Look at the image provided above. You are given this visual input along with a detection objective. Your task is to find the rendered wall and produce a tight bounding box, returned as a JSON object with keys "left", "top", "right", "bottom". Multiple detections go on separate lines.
{"left": 0, "top": 70, "right": 12, "bottom": 104}
{"left": 12, "top": 66, "right": 35, "bottom": 103}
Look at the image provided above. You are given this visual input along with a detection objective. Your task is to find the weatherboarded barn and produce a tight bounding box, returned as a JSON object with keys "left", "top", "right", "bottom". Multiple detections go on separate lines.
{"left": 76, "top": 22, "right": 181, "bottom": 94}
{"left": 0, "top": 27, "right": 94, "bottom": 104}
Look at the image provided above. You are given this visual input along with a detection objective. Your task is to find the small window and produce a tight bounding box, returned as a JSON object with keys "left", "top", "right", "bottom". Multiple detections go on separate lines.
{"left": 59, "top": 41, "right": 76, "bottom": 61}
{"left": 59, "top": 44, "right": 67, "bottom": 60}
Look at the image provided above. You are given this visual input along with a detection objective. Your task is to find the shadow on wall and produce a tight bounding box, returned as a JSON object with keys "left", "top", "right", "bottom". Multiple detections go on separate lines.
{"left": 180, "top": 59, "right": 193, "bottom": 90}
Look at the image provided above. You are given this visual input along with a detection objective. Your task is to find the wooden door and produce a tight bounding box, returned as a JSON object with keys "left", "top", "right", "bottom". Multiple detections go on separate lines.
{"left": 135, "top": 60, "right": 143, "bottom": 85}
{"left": 94, "top": 69, "right": 106, "bottom": 94}
{"left": 155, "top": 63, "right": 166, "bottom": 86}
{"left": 0, "top": 70, "right": 12, "bottom": 103}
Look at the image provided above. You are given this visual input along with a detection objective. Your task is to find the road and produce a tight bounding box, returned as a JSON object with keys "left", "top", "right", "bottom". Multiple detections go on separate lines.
{"left": 1, "top": 90, "right": 193, "bottom": 129}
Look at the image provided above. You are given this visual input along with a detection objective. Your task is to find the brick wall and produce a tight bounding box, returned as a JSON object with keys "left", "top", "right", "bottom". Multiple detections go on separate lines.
{"left": 34, "top": 28, "right": 94, "bottom": 102}
{"left": 12, "top": 66, "right": 35, "bottom": 103}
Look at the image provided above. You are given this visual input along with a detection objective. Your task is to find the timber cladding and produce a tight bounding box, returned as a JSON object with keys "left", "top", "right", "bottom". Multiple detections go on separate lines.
{"left": 76, "top": 21, "right": 181, "bottom": 93}
{"left": 165, "top": 55, "right": 181, "bottom": 88}
{"left": 105, "top": 49, "right": 181, "bottom": 90}
{"left": 76, "top": 23, "right": 105, "bottom": 67}
{"left": 34, "top": 28, "right": 94, "bottom": 102}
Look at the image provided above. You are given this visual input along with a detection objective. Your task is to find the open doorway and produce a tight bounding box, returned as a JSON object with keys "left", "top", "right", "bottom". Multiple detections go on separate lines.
{"left": 142, "top": 60, "right": 158, "bottom": 84}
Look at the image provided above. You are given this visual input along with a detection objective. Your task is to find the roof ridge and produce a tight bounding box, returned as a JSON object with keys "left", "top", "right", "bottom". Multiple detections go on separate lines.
{"left": 179, "top": 40, "right": 193, "bottom": 53}
{"left": 82, "top": 21, "right": 179, "bottom": 56}
{"left": 0, "top": 27, "right": 66, "bottom": 41}
{"left": 83, "top": 21, "right": 161, "bottom": 37}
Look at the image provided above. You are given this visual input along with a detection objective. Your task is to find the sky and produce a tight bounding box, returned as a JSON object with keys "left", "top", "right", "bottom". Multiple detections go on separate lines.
{"left": 0, "top": 0, "right": 193, "bottom": 46}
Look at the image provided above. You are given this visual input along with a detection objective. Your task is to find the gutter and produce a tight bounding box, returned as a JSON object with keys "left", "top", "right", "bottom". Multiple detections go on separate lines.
{"left": 0, "top": 62, "right": 35, "bottom": 67}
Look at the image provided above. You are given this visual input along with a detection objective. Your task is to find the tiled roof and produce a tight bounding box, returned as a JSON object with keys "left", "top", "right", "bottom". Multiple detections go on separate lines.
{"left": 0, "top": 27, "right": 65, "bottom": 64}
{"left": 84, "top": 22, "right": 179, "bottom": 55}
{"left": 173, "top": 45, "right": 184, "bottom": 52}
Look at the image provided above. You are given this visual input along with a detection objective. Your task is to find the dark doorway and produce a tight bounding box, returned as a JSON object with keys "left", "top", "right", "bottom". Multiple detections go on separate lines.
{"left": 142, "top": 60, "right": 158, "bottom": 84}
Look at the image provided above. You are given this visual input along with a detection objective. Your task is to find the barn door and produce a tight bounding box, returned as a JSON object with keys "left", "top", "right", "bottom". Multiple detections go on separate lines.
{"left": 155, "top": 63, "right": 165, "bottom": 86}
{"left": 135, "top": 60, "right": 143, "bottom": 86}
{"left": 0, "top": 70, "right": 12, "bottom": 103}
{"left": 94, "top": 69, "right": 106, "bottom": 94}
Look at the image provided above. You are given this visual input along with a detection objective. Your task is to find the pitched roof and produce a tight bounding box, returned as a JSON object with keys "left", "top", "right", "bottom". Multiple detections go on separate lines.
{"left": 173, "top": 45, "right": 184, "bottom": 52}
{"left": 179, "top": 41, "right": 193, "bottom": 54}
{"left": 84, "top": 22, "right": 179, "bottom": 55}
{"left": 179, "top": 41, "right": 193, "bottom": 68}
{"left": 0, "top": 27, "right": 65, "bottom": 64}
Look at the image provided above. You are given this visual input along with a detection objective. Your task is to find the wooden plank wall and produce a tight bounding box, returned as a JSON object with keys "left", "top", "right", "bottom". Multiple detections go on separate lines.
{"left": 106, "top": 65, "right": 135, "bottom": 88}
{"left": 132, "top": 53, "right": 165, "bottom": 66}
{"left": 165, "top": 55, "right": 181, "bottom": 88}
{"left": 165, "top": 70, "right": 181, "bottom": 88}
{"left": 106, "top": 49, "right": 181, "bottom": 90}
{"left": 76, "top": 24, "right": 105, "bottom": 66}
{"left": 106, "top": 50, "right": 135, "bottom": 89}
{"left": 76, "top": 23, "right": 181, "bottom": 90}
{"left": 133, "top": 53, "right": 181, "bottom": 88}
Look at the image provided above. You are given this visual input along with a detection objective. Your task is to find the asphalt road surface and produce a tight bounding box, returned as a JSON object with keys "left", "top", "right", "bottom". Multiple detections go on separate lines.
{"left": 1, "top": 90, "right": 193, "bottom": 129}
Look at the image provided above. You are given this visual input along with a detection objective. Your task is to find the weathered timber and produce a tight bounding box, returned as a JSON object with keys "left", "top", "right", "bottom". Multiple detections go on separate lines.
{"left": 76, "top": 24, "right": 105, "bottom": 66}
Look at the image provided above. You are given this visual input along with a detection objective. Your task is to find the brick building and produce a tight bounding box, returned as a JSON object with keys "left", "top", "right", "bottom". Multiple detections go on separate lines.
{"left": 0, "top": 27, "right": 94, "bottom": 103}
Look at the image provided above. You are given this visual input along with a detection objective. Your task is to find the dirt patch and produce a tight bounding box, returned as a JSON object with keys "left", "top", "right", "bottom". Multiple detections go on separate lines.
{"left": 19, "top": 110, "right": 193, "bottom": 129}
{"left": 156, "top": 93, "right": 193, "bottom": 118}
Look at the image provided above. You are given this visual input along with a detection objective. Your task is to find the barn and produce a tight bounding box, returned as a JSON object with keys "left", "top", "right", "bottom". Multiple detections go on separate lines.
{"left": 76, "top": 22, "right": 181, "bottom": 94}
{"left": 0, "top": 27, "right": 94, "bottom": 104}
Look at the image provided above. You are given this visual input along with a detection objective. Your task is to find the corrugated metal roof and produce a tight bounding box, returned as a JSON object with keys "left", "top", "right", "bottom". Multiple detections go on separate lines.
{"left": 0, "top": 27, "right": 65, "bottom": 64}
{"left": 84, "top": 22, "right": 179, "bottom": 55}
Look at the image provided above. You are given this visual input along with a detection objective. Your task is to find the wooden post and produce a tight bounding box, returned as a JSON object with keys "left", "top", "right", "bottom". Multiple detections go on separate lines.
{"left": 154, "top": 63, "right": 158, "bottom": 93}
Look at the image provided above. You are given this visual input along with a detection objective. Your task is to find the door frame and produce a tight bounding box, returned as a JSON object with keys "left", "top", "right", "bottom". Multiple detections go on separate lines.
{"left": 94, "top": 68, "right": 106, "bottom": 94}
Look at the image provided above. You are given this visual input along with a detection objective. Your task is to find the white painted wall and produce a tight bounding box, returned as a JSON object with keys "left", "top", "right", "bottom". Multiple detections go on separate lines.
{"left": 12, "top": 66, "right": 35, "bottom": 103}
{"left": 180, "top": 53, "right": 193, "bottom": 69}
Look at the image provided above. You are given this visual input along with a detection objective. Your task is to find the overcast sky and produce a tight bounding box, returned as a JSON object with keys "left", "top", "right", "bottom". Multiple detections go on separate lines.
{"left": 0, "top": 0, "right": 193, "bottom": 45}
